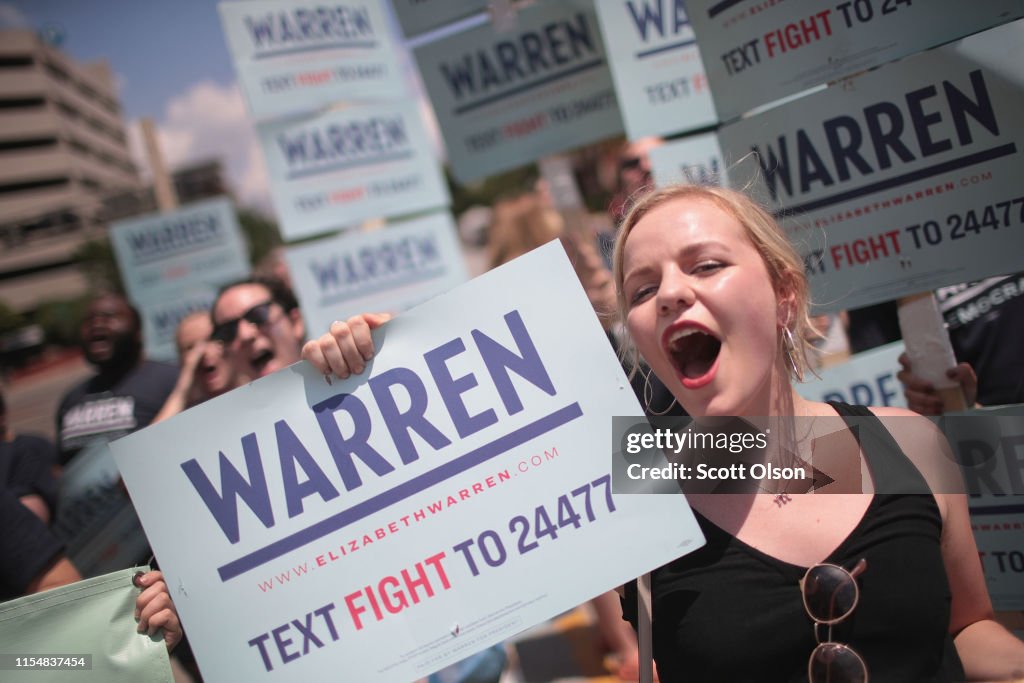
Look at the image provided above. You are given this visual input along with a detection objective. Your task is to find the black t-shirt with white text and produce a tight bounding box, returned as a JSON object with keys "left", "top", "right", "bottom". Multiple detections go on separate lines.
{"left": 56, "top": 360, "right": 179, "bottom": 466}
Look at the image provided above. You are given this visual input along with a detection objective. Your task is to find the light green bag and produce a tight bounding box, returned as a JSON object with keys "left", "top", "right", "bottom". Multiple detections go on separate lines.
{"left": 0, "top": 566, "right": 173, "bottom": 682}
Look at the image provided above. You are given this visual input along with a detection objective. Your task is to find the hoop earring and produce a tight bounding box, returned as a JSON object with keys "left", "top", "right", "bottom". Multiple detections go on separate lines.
{"left": 781, "top": 326, "right": 802, "bottom": 380}
{"left": 644, "top": 369, "right": 679, "bottom": 416}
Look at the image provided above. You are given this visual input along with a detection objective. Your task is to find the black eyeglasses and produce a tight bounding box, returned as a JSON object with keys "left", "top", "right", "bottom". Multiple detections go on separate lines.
{"left": 210, "top": 301, "right": 274, "bottom": 343}
{"left": 800, "top": 557, "right": 869, "bottom": 683}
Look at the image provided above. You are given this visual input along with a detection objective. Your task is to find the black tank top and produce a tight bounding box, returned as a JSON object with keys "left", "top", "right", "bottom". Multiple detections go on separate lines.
{"left": 623, "top": 403, "right": 964, "bottom": 682}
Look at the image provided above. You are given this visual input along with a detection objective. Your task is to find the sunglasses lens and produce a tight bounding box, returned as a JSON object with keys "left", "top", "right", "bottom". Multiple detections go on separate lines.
{"left": 803, "top": 564, "right": 858, "bottom": 623}
{"left": 210, "top": 302, "right": 273, "bottom": 343}
{"left": 210, "top": 321, "right": 238, "bottom": 344}
{"left": 244, "top": 302, "right": 273, "bottom": 326}
{"left": 809, "top": 643, "right": 868, "bottom": 683}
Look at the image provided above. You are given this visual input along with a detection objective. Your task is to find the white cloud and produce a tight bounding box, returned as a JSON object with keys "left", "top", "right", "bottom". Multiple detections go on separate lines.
{"left": 127, "top": 81, "right": 271, "bottom": 213}
{"left": 0, "top": 3, "right": 29, "bottom": 28}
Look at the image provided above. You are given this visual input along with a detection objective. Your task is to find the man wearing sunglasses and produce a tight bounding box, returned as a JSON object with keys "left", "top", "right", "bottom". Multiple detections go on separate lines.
{"left": 211, "top": 277, "right": 305, "bottom": 386}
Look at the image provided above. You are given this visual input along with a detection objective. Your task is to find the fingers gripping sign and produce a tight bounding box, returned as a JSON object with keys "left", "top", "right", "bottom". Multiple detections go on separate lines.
{"left": 133, "top": 570, "right": 183, "bottom": 652}
{"left": 302, "top": 313, "right": 393, "bottom": 380}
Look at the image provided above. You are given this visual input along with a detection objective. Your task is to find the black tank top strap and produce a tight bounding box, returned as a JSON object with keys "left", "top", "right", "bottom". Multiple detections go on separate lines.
{"left": 826, "top": 401, "right": 932, "bottom": 494}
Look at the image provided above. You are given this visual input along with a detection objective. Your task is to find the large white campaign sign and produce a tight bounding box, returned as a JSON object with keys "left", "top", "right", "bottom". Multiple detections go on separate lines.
{"left": 109, "top": 197, "right": 249, "bottom": 303}
{"left": 391, "top": 0, "right": 487, "bottom": 39}
{"left": 414, "top": 1, "right": 624, "bottom": 182}
{"left": 594, "top": 0, "right": 717, "bottom": 140}
{"left": 286, "top": 212, "right": 469, "bottom": 337}
{"left": 260, "top": 101, "right": 450, "bottom": 241}
{"left": 687, "top": 0, "right": 1024, "bottom": 121}
{"left": 218, "top": 0, "right": 405, "bottom": 118}
{"left": 797, "top": 341, "right": 907, "bottom": 409}
{"left": 111, "top": 242, "right": 704, "bottom": 683}
{"left": 719, "top": 20, "right": 1024, "bottom": 312}
{"left": 650, "top": 131, "right": 727, "bottom": 187}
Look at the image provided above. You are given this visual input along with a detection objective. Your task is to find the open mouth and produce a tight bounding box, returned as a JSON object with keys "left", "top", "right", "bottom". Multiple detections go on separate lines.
{"left": 251, "top": 349, "right": 274, "bottom": 375}
{"left": 665, "top": 326, "right": 721, "bottom": 388}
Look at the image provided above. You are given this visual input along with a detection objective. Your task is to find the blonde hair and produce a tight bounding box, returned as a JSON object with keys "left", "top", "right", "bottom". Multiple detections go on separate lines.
{"left": 611, "top": 184, "right": 817, "bottom": 381}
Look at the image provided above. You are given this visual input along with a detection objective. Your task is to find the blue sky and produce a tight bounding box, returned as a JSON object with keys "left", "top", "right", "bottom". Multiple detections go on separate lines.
{"left": 0, "top": 1, "right": 460, "bottom": 209}
{"left": 4, "top": 0, "right": 236, "bottom": 119}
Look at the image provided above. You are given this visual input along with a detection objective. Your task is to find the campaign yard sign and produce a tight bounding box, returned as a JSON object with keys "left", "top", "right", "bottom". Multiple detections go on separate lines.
{"left": 110, "top": 242, "right": 705, "bottom": 683}
{"left": 719, "top": 19, "right": 1024, "bottom": 312}
{"left": 796, "top": 341, "right": 907, "bottom": 409}
{"left": 109, "top": 197, "right": 249, "bottom": 303}
{"left": 260, "top": 101, "right": 450, "bottom": 241}
{"left": 686, "top": 0, "right": 1024, "bottom": 121}
{"left": 594, "top": 0, "right": 717, "bottom": 140}
{"left": 134, "top": 287, "right": 219, "bottom": 362}
{"left": 650, "top": 131, "right": 727, "bottom": 187}
{"left": 414, "top": 0, "right": 624, "bottom": 183}
{"left": 286, "top": 212, "right": 469, "bottom": 338}
{"left": 218, "top": 0, "right": 405, "bottom": 118}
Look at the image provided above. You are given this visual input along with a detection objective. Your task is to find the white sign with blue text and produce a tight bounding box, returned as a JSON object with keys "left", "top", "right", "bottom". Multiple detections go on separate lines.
{"left": 218, "top": 0, "right": 405, "bottom": 118}
{"left": 260, "top": 101, "right": 450, "bottom": 241}
{"left": 110, "top": 242, "right": 705, "bottom": 683}
{"left": 594, "top": 0, "right": 716, "bottom": 140}
{"left": 686, "top": 0, "right": 1024, "bottom": 121}
{"left": 285, "top": 212, "right": 469, "bottom": 337}
{"left": 720, "top": 20, "right": 1024, "bottom": 312}
{"left": 797, "top": 342, "right": 907, "bottom": 409}
{"left": 134, "top": 287, "right": 220, "bottom": 362}
{"left": 650, "top": 131, "right": 727, "bottom": 188}
{"left": 109, "top": 197, "right": 249, "bottom": 304}
{"left": 414, "top": 0, "right": 624, "bottom": 183}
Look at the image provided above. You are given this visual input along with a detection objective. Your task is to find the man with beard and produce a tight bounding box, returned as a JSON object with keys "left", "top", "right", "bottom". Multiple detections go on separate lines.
{"left": 55, "top": 293, "right": 178, "bottom": 466}
{"left": 211, "top": 277, "right": 304, "bottom": 385}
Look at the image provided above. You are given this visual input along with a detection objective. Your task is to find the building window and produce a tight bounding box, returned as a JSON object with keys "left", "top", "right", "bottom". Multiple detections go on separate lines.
{"left": 0, "top": 56, "right": 34, "bottom": 68}
{"left": 0, "top": 177, "right": 70, "bottom": 195}
{"left": 0, "top": 137, "right": 58, "bottom": 152}
{"left": 0, "top": 97, "right": 46, "bottom": 110}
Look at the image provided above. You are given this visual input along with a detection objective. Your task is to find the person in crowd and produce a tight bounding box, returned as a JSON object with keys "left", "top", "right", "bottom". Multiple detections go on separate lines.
{"left": 610, "top": 183, "right": 1023, "bottom": 680}
{"left": 304, "top": 184, "right": 1024, "bottom": 681}
{"left": 1, "top": 487, "right": 181, "bottom": 653}
{"left": 1, "top": 390, "right": 58, "bottom": 523}
{"left": 210, "top": 276, "right": 304, "bottom": 386}
{"left": 153, "top": 310, "right": 237, "bottom": 423}
{"left": 898, "top": 273, "right": 1024, "bottom": 414}
{"left": 607, "top": 137, "right": 664, "bottom": 225}
{"left": 55, "top": 292, "right": 178, "bottom": 467}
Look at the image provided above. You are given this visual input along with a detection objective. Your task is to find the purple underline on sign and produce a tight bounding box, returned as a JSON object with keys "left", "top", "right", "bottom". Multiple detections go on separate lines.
{"left": 216, "top": 401, "right": 584, "bottom": 582}
{"left": 708, "top": 0, "right": 748, "bottom": 19}
{"left": 319, "top": 266, "right": 448, "bottom": 307}
{"left": 635, "top": 38, "right": 696, "bottom": 60}
{"left": 285, "top": 150, "right": 415, "bottom": 180}
{"left": 774, "top": 143, "right": 1018, "bottom": 218}
{"left": 253, "top": 41, "right": 378, "bottom": 60}
{"left": 131, "top": 239, "right": 228, "bottom": 266}
{"left": 452, "top": 58, "right": 606, "bottom": 115}
{"left": 969, "top": 504, "right": 1024, "bottom": 516}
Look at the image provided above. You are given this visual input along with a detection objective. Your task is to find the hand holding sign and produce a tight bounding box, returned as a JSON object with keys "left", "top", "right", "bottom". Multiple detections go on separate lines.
{"left": 134, "top": 570, "right": 183, "bottom": 652}
{"left": 301, "top": 312, "right": 392, "bottom": 380}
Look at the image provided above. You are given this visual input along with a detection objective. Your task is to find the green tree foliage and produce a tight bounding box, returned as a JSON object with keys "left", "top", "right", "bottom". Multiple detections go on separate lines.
{"left": 33, "top": 296, "right": 90, "bottom": 347}
{"left": 238, "top": 207, "right": 282, "bottom": 268}
{"left": 72, "top": 237, "right": 124, "bottom": 294}
{"left": 0, "top": 299, "right": 26, "bottom": 335}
